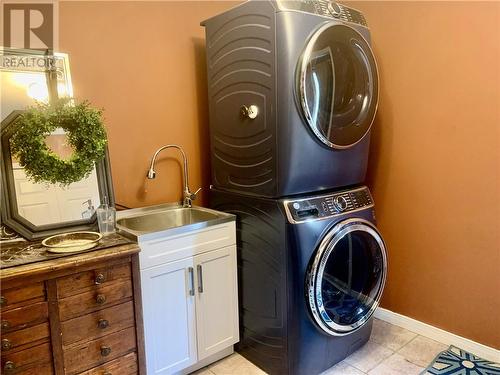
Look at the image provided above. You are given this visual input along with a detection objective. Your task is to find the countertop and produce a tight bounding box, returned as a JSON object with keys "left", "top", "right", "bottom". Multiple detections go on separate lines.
{"left": 0, "top": 233, "right": 140, "bottom": 283}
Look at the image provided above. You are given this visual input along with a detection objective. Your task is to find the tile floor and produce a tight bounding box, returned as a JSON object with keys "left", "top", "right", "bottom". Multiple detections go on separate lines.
{"left": 192, "top": 319, "right": 449, "bottom": 375}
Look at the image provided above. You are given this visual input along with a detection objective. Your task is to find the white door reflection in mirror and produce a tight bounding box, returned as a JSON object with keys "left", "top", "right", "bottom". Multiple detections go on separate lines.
{"left": 13, "top": 164, "right": 101, "bottom": 226}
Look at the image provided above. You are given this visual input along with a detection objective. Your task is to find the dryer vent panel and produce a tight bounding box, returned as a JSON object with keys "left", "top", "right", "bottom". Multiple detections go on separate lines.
{"left": 204, "top": 1, "right": 277, "bottom": 197}
{"left": 209, "top": 190, "right": 289, "bottom": 374}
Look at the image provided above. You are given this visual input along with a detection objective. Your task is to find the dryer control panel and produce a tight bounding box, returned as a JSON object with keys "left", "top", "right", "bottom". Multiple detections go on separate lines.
{"left": 276, "top": 0, "right": 368, "bottom": 26}
{"left": 283, "top": 186, "right": 373, "bottom": 223}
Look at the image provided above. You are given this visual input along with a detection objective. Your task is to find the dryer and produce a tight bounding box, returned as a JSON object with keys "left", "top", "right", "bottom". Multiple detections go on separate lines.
{"left": 202, "top": 0, "right": 379, "bottom": 198}
{"left": 210, "top": 185, "right": 387, "bottom": 374}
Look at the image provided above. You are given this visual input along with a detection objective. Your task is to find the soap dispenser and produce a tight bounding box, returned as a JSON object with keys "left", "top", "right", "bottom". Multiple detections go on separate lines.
{"left": 96, "top": 196, "right": 116, "bottom": 235}
{"left": 81, "top": 199, "right": 95, "bottom": 219}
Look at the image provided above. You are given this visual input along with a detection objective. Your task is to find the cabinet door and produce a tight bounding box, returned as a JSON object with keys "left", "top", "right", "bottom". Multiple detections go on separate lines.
{"left": 140, "top": 258, "right": 197, "bottom": 374}
{"left": 195, "top": 245, "right": 239, "bottom": 360}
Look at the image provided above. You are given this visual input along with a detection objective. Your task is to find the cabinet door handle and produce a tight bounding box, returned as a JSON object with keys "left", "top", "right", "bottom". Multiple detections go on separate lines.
{"left": 197, "top": 265, "right": 204, "bottom": 293}
{"left": 188, "top": 267, "right": 195, "bottom": 296}
{"left": 0, "top": 296, "right": 6, "bottom": 306}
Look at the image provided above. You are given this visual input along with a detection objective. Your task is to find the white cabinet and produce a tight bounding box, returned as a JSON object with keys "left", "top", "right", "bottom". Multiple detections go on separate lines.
{"left": 195, "top": 246, "right": 239, "bottom": 360}
{"left": 139, "top": 222, "right": 239, "bottom": 375}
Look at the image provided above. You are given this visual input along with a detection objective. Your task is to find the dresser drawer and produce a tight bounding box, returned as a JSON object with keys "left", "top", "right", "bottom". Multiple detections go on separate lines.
{"left": 1, "top": 302, "right": 48, "bottom": 333}
{"left": 61, "top": 301, "right": 135, "bottom": 347}
{"left": 2, "top": 362, "right": 53, "bottom": 375}
{"left": 58, "top": 280, "right": 133, "bottom": 321}
{"left": 77, "top": 352, "right": 138, "bottom": 375}
{"left": 1, "top": 283, "right": 45, "bottom": 310}
{"left": 57, "top": 263, "right": 131, "bottom": 299}
{"left": 63, "top": 327, "right": 137, "bottom": 374}
{"left": 1, "top": 342, "right": 53, "bottom": 374}
{"left": 1, "top": 322, "right": 50, "bottom": 353}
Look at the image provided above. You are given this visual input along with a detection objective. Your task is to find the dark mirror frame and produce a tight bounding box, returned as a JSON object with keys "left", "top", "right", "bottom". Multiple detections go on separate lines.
{"left": 0, "top": 49, "right": 115, "bottom": 240}
{"left": 1, "top": 111, "right": 115, "bottom": 240}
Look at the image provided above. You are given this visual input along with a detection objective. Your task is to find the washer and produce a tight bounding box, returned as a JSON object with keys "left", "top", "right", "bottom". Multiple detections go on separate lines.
{"left": 202, "top": 1, "right": 379, "bottom": 198}
{"left": 210, "top": 186, "right": 387, "bottom": 374}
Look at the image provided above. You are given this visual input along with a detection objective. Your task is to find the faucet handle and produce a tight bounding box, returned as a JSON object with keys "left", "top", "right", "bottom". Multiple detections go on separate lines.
{"left": 191, "top": 187, "right": 202, "bottom": 200}
{"left": 183, "top": 187, "right": 201, "bottom": 208}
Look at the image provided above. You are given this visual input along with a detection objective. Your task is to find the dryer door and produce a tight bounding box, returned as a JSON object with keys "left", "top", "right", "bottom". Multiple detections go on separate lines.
{"left": 306, "top": 218, "right": 387, "bottom": 336}
{"left": 297, "top": 23, "right": 379, "bottom": 149}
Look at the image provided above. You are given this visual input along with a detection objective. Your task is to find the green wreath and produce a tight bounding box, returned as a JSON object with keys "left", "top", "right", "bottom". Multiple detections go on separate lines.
{"left": 10, "top": 99, "right": 108, "bottom": 186}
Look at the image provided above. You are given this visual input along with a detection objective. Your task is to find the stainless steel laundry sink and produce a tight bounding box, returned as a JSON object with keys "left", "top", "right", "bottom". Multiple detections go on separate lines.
{"left": 116, "top": 203, "right": 234, "bottom": 241}
{"left": 118, "top": 207, "right": 218, "bottom": 232}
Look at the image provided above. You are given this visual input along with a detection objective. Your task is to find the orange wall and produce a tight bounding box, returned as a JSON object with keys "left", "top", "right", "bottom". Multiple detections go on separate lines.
{"left": 60, "top": 1, "right": 500, "bottom": 348}
{"left": 352, "top": 1, "right": 500, "bottom": 348}
{"left": 59, "top": 1, "right": 238, "bottom": 208}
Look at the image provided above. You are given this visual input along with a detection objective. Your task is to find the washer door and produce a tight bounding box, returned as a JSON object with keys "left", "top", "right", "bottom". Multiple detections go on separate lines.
{"left": 306, "top": 218, "right": 387, "bottom": 336}
{"left": 297, "top": 23, "right": 379, "bottom": 149}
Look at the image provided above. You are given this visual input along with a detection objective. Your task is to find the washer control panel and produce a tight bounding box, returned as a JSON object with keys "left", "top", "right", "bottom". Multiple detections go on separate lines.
{"left": 284, "top": 186, "right": 373, "bottom": 223}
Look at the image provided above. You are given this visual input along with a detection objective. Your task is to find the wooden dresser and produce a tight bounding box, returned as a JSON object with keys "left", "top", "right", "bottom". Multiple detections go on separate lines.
{"left": 0, "top": 243, "right": 145, "bottom": 375}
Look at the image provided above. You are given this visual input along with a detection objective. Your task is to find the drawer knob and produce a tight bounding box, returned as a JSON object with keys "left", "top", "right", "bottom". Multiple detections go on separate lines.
{"left": 1, "top": 320, "right": 10, "bottom": 330}
{"left": 0, "top": 296, "right": 6, "bottom": 306}
{"left": 98, "top": 319, "right": 109, "bottom": 329}
{"left": 96, "top": 294, "right": 106, "bottom": 305}
{"left": 4, "top": 361, "right": 15, "bottom": 371}
{"left": 100, "top": 345, "right": 112, "bottom": 357}
{"left": 1, "top": 339, "right": 12, "bottom": 351}
{"left": 103, "top": 372, "right": 112, "bottom": 375}
{"left": 95, "top": 273, "right": 106, "bottom": 285}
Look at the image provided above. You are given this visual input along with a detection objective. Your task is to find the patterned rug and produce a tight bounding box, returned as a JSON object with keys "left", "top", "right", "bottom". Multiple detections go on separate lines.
{"left": 422, "top": 346, "right": 500, "bottom": 375}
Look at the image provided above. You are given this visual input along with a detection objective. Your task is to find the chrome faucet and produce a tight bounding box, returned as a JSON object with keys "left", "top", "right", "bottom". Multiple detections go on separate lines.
{"left": 147, "top": 144, "right": 201, "bottom": 208}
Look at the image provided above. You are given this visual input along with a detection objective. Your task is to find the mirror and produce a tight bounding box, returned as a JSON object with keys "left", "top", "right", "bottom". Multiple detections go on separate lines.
{"left": 1, "top": 48, "right": 73, "bottom": 120}
{"left": 0, "top": 48, "right": 114, "bottom": 240}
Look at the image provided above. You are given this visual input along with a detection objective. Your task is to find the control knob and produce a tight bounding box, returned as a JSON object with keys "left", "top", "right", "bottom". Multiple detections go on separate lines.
{"left": 328, "top": 2, "right": 341, "bottom": 17}
{"left": 333, "top": 196, "right": 348, "bottom": 212}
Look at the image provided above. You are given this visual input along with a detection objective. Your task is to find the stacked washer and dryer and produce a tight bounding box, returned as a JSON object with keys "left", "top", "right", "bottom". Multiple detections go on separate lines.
{"left": 201, "top": 1, "right": 387, "bottom": 374}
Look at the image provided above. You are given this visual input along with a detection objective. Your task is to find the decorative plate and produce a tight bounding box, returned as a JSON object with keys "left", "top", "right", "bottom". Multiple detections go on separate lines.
{"left": 42, "top": 231, "right": 102, "bottom": 253}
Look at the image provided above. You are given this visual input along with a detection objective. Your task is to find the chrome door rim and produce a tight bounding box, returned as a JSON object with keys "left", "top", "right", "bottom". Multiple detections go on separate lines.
{"left": 306, "top": 218, "right": 387, "bottom": 336}
{"left": 297, "top": 22, "right": 380, "bottom": 150}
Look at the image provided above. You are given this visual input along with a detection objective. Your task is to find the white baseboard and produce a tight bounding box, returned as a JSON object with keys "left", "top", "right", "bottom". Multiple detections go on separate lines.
{"left": 374, "top": 307, "right": 500, "bottom": 362}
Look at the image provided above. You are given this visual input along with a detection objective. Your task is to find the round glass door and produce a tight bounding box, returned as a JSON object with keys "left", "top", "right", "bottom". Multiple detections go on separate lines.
{"left": 297, "top": 23, "right": 379, "bottom": 149}
{"left": 306, "top": 219, "right": 387, "bottom": 336}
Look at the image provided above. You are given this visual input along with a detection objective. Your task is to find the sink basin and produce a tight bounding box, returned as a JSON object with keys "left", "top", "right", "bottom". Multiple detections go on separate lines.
{"left": 117, "top": 208, "right": 219, "bottom": 233}
{"left": 116, "top": 204, "right": 234, "bottom": 241}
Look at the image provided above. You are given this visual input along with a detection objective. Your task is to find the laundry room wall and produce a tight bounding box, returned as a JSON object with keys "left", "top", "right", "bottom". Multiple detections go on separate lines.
{"left": 58, "top": 1, "right": 238, "bottom": 208}
{"left": 349, "top": 1, "right": 500, "bottom": 348}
